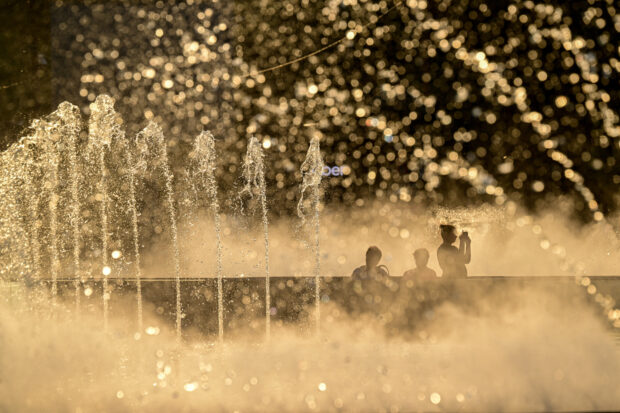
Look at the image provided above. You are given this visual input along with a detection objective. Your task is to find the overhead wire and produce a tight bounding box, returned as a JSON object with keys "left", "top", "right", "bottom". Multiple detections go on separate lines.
{"left": 240, "top": 0, "right": 405, "bottom": 79}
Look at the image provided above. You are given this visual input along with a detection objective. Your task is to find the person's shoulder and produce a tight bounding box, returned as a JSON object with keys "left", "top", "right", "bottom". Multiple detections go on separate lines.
{"left": 437, "top": 245, "right": 448, "bottom": 257}
{"left": 402, "top": 269, "right": 415, "bottom": 278}
{"left": 352, "top": 265, "right": 366, "bottom": 277}
{"left": 424, "top": 268, "right": 437, "bottom": 278}
{"left": 439, "top": 244, "right": 458, "bottom": 253}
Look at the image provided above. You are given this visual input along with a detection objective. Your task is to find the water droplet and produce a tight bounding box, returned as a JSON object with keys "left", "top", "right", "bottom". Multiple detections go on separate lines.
{"left": 184, "top": 382, "right": 198, "bottom": 392}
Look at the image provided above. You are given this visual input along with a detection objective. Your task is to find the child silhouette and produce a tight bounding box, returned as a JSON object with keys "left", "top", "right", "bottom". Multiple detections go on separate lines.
{"left": 352, "top": 246, "right": 389, "bottom": 280}
{"left": 402, "top": 248, "right": 437, "bottom": 280}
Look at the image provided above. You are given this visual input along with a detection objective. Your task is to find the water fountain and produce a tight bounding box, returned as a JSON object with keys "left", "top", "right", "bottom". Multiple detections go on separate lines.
{"left": 39, "top": 118, "right": 62, "bottom": 306}
{"left": 0, "top": 96, "right": 332, "bottom": 342}
{"left": 135, "top": 121, "right": 183, "bottom": 342}
{"left": 0, "top": 146, "right": 33, "bottom": 284}
{"left": 298, "top": 135, "right": 324, "bottom": 333}
{"left": 239, "top": 136, "right": 271, "bottom": 339}
{"left": 88, "top": 95, "right": 119, "bottom": 330}
{"left": 3, "top": 0, "right": 620, "bottom": 408}
{"left": 0, "top": 95, "right": 618, "bottom": 412}
{"left": 190, "top": 130, "right": 225, "bottom": 341}
{"left": 125, "top": 133, "right": 144, "bottom": 332}
{"left": 63, "top": 103, "right": 84, "bottom": 315}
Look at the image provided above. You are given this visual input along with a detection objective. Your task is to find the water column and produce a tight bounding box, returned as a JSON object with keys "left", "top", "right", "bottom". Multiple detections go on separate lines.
{"left": 298, "top": 136, "right": 324, "bottom": 333}
{"left": 55, "top": 103, "right": 83, "bottom": 314}
{"left": 0, "top": 146, "right": 37, "bottom": 285}
{"left": 240, "top": 136, "right": 271, "bottom": 340}
{"left": 16, "top": 141, "right": 43, "bottom": 285}
{"left": 125, "top": 139, "right": 144, "bottom": 332}
{"left": 190, "top": 131, "right": 225, "bottom": 342}
{"left": 136, "top": 122, "right": 183, "bottom": 342}
{"left": 88, "top": 95, "right": 121, "bottom": 330}
{"left": 34, "top": 119, "right": 62, "bottom": 306}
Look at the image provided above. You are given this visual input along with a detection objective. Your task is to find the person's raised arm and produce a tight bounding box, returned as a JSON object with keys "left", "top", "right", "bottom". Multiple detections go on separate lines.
{"left": 459, "top": 233, "right": 471, "bottom": 264}
{"left": 464, "top": 238, "right": 471, "bottom": 264}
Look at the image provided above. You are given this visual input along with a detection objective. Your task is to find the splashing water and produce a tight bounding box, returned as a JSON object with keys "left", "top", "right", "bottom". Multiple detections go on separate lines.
{"left": 31, "top": 117, "right": 63, "bottom": 307}
{"left": 88, "top": 95, "right": 120, "bottom": 331}
{"left": 124, "top": 138, "right": 144, "bottom": 332}
{"left": 136, "top": 122, "right": 182, "bottom": 342}
{"left": 190, "top": 130, "right": 225, "bottom": 342}
{"left": 239, "top": 136, "right": 271, "bottom": 340}
{"left": 0, "top": 96, "right": 616, "bottom": 340}
{"left": 58, "top": 102, "right": 84, "bottom": 315}
{"left": 16, "top": 143, "right": 42, "bottom": 283}
{"left": 0, "top": 146, "right": 33, "bottom": 283}
{"left": 0, "top": 95, "right": 618, "bottom": 413}
{"left": 298, "top": 135, "right": 324, "bottom": 333}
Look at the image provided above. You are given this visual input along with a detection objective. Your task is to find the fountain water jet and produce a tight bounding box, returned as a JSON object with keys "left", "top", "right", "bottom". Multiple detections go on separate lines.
{"left": 88, "top": 95, "right": 124, "bottom": 330}
{"left": 136, "top": 122, "right": 183, "bottom": 342}
{"left": 0, "top": 146, "right": 36, "bottom": 283}
{"left": 18, "top": 144, "right": 43, "bottom": 284}
{"left": 190, "top": 130, "right": 225, "bottom": 342}
{"left": 298, "top": 135, "right": 324, "bottom": 333}
{"left": 239, "top": 136, "right": 271, "bottom": 340}
{"left": 125, "top": 140, "right": 144, "bottom": 332}
{"left": 56, "top": 103, "right": 84, "bottom": 314}
{"left": 34, "top": 119, "right": 62, "bottom": 307}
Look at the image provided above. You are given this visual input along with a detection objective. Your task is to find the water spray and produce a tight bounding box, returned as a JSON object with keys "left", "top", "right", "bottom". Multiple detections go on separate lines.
{"left": 191, "top": 130, "right": 225, "bottom": 342}
{"left": 88, "top": 95, "right": 122, "bottom": 331}
{"left": 298, "top": 135, "right": 324, "bottom": 334}
{"left": 240, "top": 136, "right": 271, "bottom": 341}
{"left": 136, "top": 122, "right": 182, "bottom": 343}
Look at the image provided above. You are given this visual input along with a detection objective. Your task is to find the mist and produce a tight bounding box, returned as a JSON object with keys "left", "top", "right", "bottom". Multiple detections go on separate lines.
{"left": 2, "top": 273, "right": 619, "bottom": 412}
{"left": 142, "top": 201, "right": 620, "bottom": 279}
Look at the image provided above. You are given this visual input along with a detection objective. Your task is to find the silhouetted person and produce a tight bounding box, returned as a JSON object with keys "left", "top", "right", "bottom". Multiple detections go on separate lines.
{"left": 437, "top": 225, "right": 471, "bottom": 278}
{"left": 352, "top": 246, "right": 389, "bottom": 280}
{"left": 403, "top": 248, "right": 437, "bottom": 280}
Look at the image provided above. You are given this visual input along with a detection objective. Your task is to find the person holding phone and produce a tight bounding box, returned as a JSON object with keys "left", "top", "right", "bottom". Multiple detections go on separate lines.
{"left": 437, "top": 225, "right": 471, "bottom": 278}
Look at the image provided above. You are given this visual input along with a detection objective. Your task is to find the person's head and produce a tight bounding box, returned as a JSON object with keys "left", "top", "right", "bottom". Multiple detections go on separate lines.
{"left": 365, "top": 246, "right": 382, "bottom": 267}
{"left": 413, "top": 248, "right": 429, "bottom": 268}
{"left": 440, "top": 224, "right": 457, "bottom": 244}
